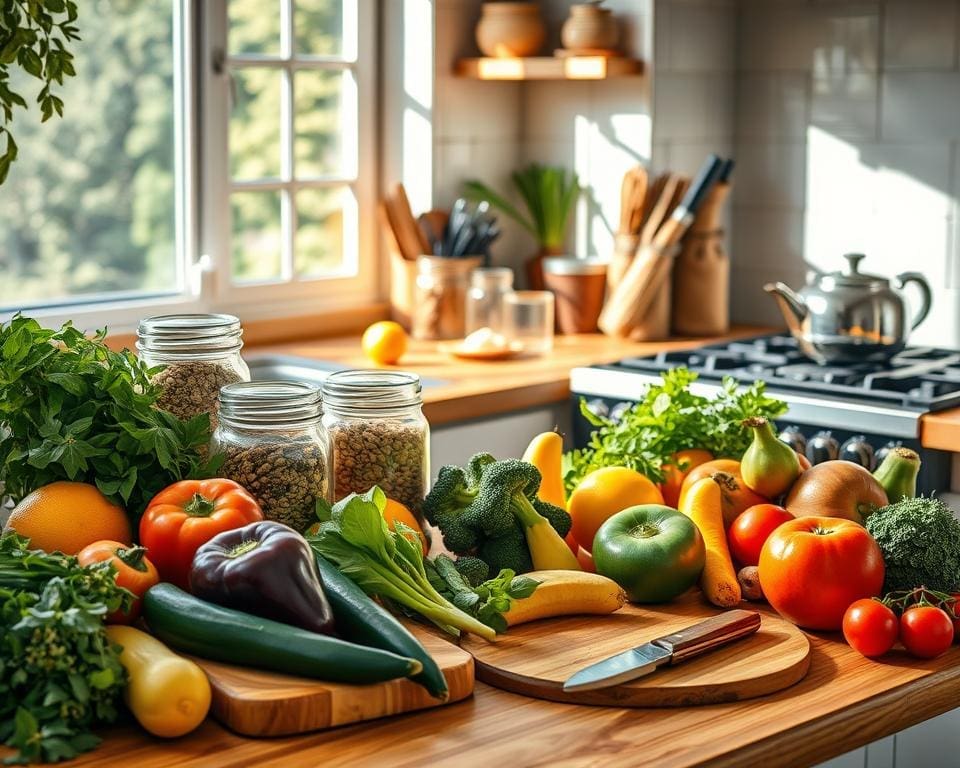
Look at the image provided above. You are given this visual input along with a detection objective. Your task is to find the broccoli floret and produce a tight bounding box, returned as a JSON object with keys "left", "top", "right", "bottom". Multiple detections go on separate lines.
{"left": 479, "top": 523, "right": 534, "bottom": 575}
{"left": 534, "top": 498, "right": 572, "bottom": 539}
{"left": 467, "top": 452, "right": 497, "bottom": 485}
{"left": 422, "top": 464, "right": 481, "bottom": 553}
{"left": 452, "top": 555, "right": 490, "bottom": 588}
{"left": 866, "top": 496, "right": 960, "bottom": 593}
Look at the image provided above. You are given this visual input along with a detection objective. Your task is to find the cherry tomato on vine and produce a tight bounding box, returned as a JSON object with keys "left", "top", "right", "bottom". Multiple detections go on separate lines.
{"left": 842, "top": 599, "right": 898, "bottom": 658}
{"left": 900, "top": 605, "right": 954, "bottom": 659}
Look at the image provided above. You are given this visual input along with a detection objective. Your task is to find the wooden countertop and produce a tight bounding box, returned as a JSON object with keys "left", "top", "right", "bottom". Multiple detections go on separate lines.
{"left": 254, "top": 328, "right": 766, "bottom": 426}
{"left": 25, "top": 607, "right": 960, "bottom": 768}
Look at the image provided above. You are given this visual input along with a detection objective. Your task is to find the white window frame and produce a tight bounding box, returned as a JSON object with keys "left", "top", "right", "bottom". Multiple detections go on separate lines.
{"left": 1, "top": 0, "right": 379, "bottom": 331}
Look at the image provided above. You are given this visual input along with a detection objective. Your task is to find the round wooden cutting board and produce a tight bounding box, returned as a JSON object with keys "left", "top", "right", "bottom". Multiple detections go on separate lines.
{"left": 461, "top": 593, "right": 811, "bottom": 707}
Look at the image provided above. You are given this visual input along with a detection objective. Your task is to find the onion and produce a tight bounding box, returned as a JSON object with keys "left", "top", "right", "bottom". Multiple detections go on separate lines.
{"left": 785, "top": 461, "right": 888, "bottom": 524}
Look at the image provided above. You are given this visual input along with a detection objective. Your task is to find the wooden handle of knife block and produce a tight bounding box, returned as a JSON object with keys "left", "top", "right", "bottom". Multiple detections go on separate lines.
{"left": 657, "top": 610, "right": 761, "bottom": 664}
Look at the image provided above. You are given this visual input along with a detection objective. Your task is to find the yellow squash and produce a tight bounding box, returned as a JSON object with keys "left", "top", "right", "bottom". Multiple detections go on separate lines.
{"left": 522, "top": 431, "right": 566, "bottom": 508}
{"left": 679, "top": 475, "right": 741, "bottom": 608}
{"left": 106, "top": 625, "right": 211, "bottom": 738}
{"left": 504, "top": 570, "right": 626, "bottom": 626}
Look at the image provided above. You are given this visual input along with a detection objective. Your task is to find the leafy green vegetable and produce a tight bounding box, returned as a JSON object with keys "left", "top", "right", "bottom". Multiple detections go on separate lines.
{"left": 563, "top": 368, "right": 788, "bottom": 493}
{"left": 427, "top": 554, "right": 539, "bottom": 634}
{"left": 0, "top": 1, "right": 80, "bottom": 184}
{"left": 0, "top": 532, "right": 130, "bottom": 764}
{"left": 865, "top": 496, "right": 960, "bottom": 593}
{"left": 0, "top": 315, "right": 218, "bottom": 520}
{"left": 310, "top": 487, "right": 498, "bottom": 642}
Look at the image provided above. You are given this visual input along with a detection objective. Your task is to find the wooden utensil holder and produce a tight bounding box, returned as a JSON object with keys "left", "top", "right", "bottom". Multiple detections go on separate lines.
{"left": 598, "top": 243, "right": 677, "bottom": 339}
{"left": 609, "top": 233, "right": 640, "bottom": 292}
{"left": 671, "top": 229, "right": 729, "bottom": 336}
{"left": 389, "top": 250, "right": 419, "bottom": 330}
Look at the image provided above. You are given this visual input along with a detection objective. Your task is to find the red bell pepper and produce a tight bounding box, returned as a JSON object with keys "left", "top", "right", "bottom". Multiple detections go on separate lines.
{"left": 139, "top": 479, "right": 263, "bottom": 588}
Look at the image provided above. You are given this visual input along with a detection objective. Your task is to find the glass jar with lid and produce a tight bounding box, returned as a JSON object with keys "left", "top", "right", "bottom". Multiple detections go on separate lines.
{"left": 213, "top": 381, "right": 327, "bottom": 532}
{"left": 322, "top": 370, "right": 430, "bottom": 520}
{"left": 465, "top": 267, "right": 514, "bottom": 336}
{"left": 412, "top": 256, "right": 482, "bottom": 340}
{"left": 137, "top": 314, "right": 249, "bottom": 428}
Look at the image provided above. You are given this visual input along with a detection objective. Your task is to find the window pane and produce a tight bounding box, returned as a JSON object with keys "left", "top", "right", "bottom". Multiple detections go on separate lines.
{"left": 0, "top": 1, "right": 178, "bottom": 308}
{"left": 230, "top": 68, "right": 282, "bottom": 180}
{"left": 294, "top": 70, "right": 344, "bottom": 177}
{"left": 229, "top": 0, "right": 281, "bottom": 55}
{"left": 295, "top": 187, "right": 348, "bottom": 276}
{"left": 231, "top": 191, "right": 283, "bottom": 282}
{"left": 295, "top": 0, "right": 344, "bottom": 57}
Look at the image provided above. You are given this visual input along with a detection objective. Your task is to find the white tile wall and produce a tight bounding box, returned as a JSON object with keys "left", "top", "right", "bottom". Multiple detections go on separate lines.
{"left": 884, "top": 1, "right": 958, "bottom": 70}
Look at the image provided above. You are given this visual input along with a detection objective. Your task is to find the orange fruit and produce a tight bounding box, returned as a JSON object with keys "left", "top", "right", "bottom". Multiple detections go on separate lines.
{"left": 659, "top": 448, "right": 714, "bottom": 508}
{"left": 6, "top": 481, "right": 132, "bottom": 554}
{"left": 567, "top": 467, "right": 664, "bottom": 551}
{"left": 361, "top": 321, "right": 408, "bottom": 365}
{"left": 383, "top": 498, "right": 428, "bottom": 555}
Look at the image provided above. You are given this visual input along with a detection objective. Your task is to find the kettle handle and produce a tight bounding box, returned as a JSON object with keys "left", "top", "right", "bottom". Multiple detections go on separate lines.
{"left": 895, "top": 272, "right": 932, "bottom": 330}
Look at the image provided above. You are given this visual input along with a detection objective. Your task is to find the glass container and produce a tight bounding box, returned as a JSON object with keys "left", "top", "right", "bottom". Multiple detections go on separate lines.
{"left": 322, "top": 370, "right": 430, "bottom": 519}
{"left": 137, "top": 314, "right": 249, "bottom": 428}
{"left": 504, "top": 290, "right": 555, "bottom": 355}
{"left": 465, "top": 267, "right": 514, "bottom": 336}
{"left": 412, "top": 256, "right": 482, "bottom": 340}
{"left": 213, "top": 381, "right": 327, "bottom": 532}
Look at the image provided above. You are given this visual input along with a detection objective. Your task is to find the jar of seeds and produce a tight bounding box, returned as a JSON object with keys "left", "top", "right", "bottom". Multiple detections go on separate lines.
{"left": 137, "top": 314, "right": 249, "bottom": 429}
{"left": 213, "top": 381, "right": 327, "bottom": 532}
{"left": 322, "top": 370, "right": 429, "bottom": 519}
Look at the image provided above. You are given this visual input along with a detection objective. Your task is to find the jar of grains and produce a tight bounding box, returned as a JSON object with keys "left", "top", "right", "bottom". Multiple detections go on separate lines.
{"left": 322, "top": 370, "right": 430, "bottom": 518}
{"left": 213, "top": 381, "right": 328, "bottom": 532}
{"left": 137, "top": 314, "right": 249, "bottom": 429}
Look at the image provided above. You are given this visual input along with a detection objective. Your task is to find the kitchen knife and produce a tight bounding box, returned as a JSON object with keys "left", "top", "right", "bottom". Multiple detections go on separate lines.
{"left": 562, "top": 610, "right": 761, "bottom": 693}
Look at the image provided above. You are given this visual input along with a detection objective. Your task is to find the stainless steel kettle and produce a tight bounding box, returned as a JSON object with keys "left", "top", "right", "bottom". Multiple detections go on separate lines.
{"left": 764, "top": 253, "right": 932, "bottom": 364}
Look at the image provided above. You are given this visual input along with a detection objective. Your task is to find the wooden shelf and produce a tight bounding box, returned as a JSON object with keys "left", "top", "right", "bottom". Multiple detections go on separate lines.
{"left": 455, "top": 56, "right": 643, "bottom": 81}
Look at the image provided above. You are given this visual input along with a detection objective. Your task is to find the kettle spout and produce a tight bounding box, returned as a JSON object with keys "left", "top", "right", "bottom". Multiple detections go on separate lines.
{"left": 763, "top": 282, "right": 808, "bottom": 333}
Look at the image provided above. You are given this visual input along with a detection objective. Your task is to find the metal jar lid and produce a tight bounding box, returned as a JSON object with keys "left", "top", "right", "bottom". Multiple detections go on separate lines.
{"left": 322, "top": 370, "right": 422, "bottom": 415}
{"left": 137, "top": 314, "right": 243, "bottom": 354}
{"left": 218, "top": 380, "right": 322, "bottom": 429}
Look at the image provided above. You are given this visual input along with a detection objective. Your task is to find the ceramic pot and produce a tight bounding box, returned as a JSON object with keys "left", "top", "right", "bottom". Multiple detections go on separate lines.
{"left": 561, "top": 3, "right": 619, "bottom": 53}
{"left": 476, "top": 2, "right": 546, "bottom": 58}
{"left": 526, "top": 245, "right": 566, "bottom": 291}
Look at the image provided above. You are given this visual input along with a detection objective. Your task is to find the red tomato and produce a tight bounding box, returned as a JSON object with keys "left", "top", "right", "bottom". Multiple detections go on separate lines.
{"left": 576, "top": 546, "right": 596, "bottom": 573}
{"left": 949, "top": 594, "right": 960, "bottom": 643}
{"left": 728, "top": 504, "right": 794, "bottom": 567}
{"left": 77, "top": 540, "right": 160, "bottom": 623}
{"left": 140, "top": 479, "right": 264, "bottom": 589}
{"left": 901, "top": 606, "right": 954, "bottom": 659}
{"left": 758, "top": 516, "right": 885, "bottom": 630}
{"left": 842, "top": 599, "right": 898, "bottom": 658}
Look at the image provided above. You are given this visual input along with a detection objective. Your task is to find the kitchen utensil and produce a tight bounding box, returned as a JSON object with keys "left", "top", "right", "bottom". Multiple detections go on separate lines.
{"left": 640, "top": 173, "right": 683, "bottom": 247}
{"left": 418, "top": 210, "right": 450, "bottom": 256}
{"left": 543, "top": 257, "right": 608, "bottom": 334}
{"left": 504, "top": 290, "right": 555, "bottom": 355}
{"left": 765, "top": 253, "right": 933, "bottom": 364}
{"left": 618, "top": 165, "right": 648, "bottom": 235}
{"left": 192, "top": 623, "right": 473, "bottom": 737}
{"left": 385, "top": 183, "right": 430, "bottom": 259}
{"left": 563, "top": 610, "right": 761, "bottom": 692}
{"left": 440, "top": 198, "right": 500, "bottom": 261}
{"left": 460, "top": 592, "right": 810, "bottom": 707}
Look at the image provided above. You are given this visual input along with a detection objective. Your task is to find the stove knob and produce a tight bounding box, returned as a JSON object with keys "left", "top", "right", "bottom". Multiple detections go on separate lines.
{"left": 806, "top": 430, "right": 840, "bottom": 465}
{"left": 839, "top": 435, "right": 876, "bottom": 471}
{"left": 610, "top": 401, "right": 633, "bottom": 422}
{"left": 584, "top": 399, "right": 609, "bottom": 420}
{"left": 874, "top": 440, "right": 903, "bottom": 466}
{"left": 778, "top": 426, "right": 807, "bottom": 456}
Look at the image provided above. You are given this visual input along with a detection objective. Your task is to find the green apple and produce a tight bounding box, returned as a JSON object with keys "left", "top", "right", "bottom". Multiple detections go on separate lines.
{"left": 592, "top": 504, "right": 705, "bottom": 603}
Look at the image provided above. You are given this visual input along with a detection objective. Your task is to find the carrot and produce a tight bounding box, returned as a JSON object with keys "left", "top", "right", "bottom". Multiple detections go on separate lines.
{"left": 680, "top": 473, "right": 742, "bottom": 608}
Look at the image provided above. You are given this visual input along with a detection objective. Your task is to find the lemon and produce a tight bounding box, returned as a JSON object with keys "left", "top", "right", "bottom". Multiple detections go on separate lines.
{"left": 361, "top": 321, "right": 409, "bottom": 365}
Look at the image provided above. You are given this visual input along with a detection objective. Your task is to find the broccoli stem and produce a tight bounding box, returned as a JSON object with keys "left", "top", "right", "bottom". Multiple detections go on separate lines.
{"left": 510, "top": 493, "right": 546, "bottom": 529}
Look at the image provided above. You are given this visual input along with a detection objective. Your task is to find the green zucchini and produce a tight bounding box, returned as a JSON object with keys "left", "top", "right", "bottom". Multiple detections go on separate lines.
{"left": 143, "top": 584, "right": 420, "bottom": 684}
{"left": 314, "top": 554, "right": 449, "bottom": 701}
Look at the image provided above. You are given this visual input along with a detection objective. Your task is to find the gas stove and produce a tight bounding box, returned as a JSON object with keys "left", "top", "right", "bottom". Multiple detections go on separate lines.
{"left": 570, "top": 334, "right": 960, "bottom": 493}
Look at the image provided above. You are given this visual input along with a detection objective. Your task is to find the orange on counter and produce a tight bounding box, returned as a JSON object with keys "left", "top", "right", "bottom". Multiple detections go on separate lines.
{"left": 5, "top": 481, "right": 132, "bottom": 554}
{"left": 659, "top": 448, "right": 714, "bottom": 508}
{"left": 361, "top": 321, "right": 409, "bottom": 365}
{"left": 567, "top": 466, "right": 664, "bottom": 552}
{"left": 382, "top": 497, "right": 429, "bottom": 555}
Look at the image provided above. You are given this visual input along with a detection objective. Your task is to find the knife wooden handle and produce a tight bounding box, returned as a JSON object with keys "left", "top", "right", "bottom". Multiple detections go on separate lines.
{"left": 657, "top": 610, "right": 761, "bottom": 665}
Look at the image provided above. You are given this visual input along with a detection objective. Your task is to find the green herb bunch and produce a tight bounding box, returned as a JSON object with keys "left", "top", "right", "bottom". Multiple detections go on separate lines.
{"left": 0, "top": 315, "right": 216, "bottom": 520}
{"left": 0, "top": 532, "right": 130, "bottom": 764}
{"left": 564, "top": 368, "right": 788, "bottom": 493}
{"left": 0, "top": 0, "right": 80, "bottom": 183}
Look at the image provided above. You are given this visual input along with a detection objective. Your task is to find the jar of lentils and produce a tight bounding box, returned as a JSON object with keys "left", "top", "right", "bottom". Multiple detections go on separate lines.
{"left": 322, "top": 370, "right": 430, "bottom": 519}
{"left": 213, "top": 381, "right": 328, "bottom": 532}
{"left": 137, "top": 314, "right": 249, "bottom": 429}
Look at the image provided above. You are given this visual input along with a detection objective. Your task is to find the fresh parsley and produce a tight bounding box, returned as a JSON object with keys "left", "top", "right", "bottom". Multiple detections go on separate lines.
{"left": 564, "top": 368, "right": 788, "bottom": 493}
{"left": 0, "top": 315, "right": 218, "bottom": 521}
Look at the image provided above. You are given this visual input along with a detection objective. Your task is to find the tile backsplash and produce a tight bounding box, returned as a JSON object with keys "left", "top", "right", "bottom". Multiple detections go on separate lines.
{"left": 731, "top": 0, "right": 960, "bottom": 347}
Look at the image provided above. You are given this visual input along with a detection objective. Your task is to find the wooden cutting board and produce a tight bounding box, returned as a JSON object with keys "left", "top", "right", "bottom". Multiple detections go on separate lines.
{"left": 461, "top": 593, "right": 810, "bottom": 707}
{"left": 194, "top": 626, "right": 474, "bottom": 737}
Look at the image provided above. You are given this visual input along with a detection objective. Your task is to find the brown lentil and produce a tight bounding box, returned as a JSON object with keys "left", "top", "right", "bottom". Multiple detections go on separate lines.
{"left": 220, "top": 437, "right": 327, "bottom": 532}
{"left": 151, "top": 360, "right": 243, "bottom": 427}
{"left": 329, "top": 420, "right": 427, "bottom": 513}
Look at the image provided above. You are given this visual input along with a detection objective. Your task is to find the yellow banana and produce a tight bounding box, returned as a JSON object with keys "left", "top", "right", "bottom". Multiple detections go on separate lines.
{"left": 505, "top": 570, "right": 626, "bottom": 626}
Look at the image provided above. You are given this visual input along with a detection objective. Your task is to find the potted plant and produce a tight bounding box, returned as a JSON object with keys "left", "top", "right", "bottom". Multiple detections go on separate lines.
{"left": 465, "top": 164, "right": 580, "bottom": 289}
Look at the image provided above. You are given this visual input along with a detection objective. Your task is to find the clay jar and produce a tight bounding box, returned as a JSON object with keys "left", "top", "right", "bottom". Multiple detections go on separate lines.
{"left": 542, "top": 257, "right": 608, "bottom": 334}
{"left": 476, "top": 2, "right": 546, "bottom": 58}
{"left": 561, "top": 3, "right": 619, "bottom": 53}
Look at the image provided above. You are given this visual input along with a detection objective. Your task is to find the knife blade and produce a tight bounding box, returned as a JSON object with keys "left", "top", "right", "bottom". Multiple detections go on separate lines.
{"left": 562, "top": 610, "right": 761, "bottom": 693}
